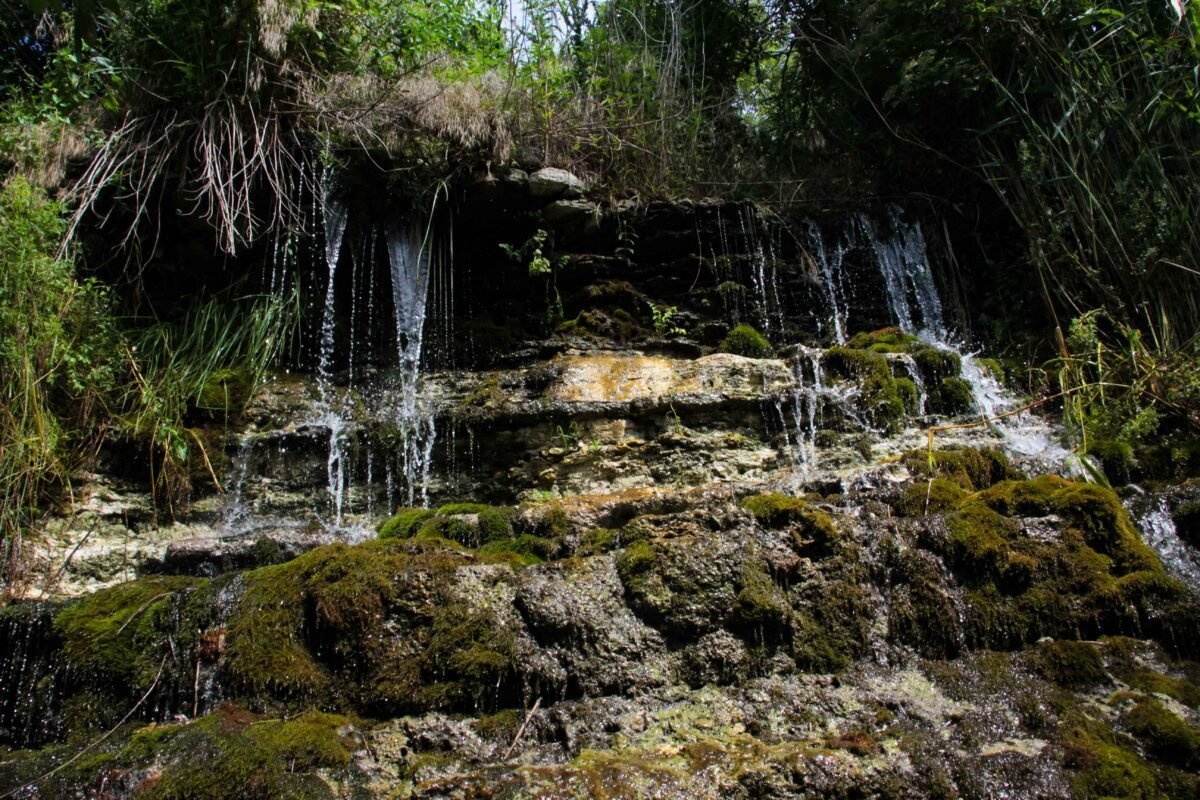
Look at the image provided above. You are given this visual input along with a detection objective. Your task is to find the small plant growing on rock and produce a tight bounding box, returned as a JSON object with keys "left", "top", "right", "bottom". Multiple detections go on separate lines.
{"left": 647, "top": 301, "right": 686, "bottom": 337}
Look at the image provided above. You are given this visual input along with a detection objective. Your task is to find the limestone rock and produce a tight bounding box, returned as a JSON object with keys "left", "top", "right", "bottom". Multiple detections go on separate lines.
{"left": 528, "top": 167, "right": 587, "bottom": 199}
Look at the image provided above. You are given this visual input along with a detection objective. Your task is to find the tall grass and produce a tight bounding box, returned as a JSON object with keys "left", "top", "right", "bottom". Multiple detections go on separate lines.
{"left": 119, "top": 291, "right": 298, "bottom": 517}
{"left": 0, "top": 180, "right": 299, "bottom": 589}
{"left": 0, "top": 178, "right": 118, "bottom": 587}
{"left": 977, "top": 3, "right": 1200, "bottom": 347}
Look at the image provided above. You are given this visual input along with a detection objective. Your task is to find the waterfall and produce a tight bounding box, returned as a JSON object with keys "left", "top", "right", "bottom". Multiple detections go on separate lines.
{"left": 739, "top": 206, "right": 786, "bottom": 338}
{"left": 855, "top": 206, "right": 1069, "bottom": 466}
{"left": 316, "top": 181, "right": 351, "bottom": 526}
{"left": 1128, "top": 497, "right": 1200, "bottom": 592}
{"left": 788, "top": 349, "right": 825, "bottom": 476}
{"left": 804, "top": 220, "right": 850, "bottom": 345}
{"left": 859, "top": 208, "right": 945, "bottom": 339}
{"left": 386, "top": 225, "right": 437, "bottom": 507}
{"left": 221, "top": 436, "right": 254, "bottom": 534}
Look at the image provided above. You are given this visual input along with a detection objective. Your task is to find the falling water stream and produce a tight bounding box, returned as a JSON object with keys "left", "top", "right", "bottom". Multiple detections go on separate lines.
{"left": 386, "top": 224, "right": 437, "bottom": 507}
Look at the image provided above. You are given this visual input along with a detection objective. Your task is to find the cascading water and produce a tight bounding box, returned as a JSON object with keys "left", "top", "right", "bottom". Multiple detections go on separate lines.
{"left": 857, "top": 207, "right": 1068, "bottom": 467}
{"left": 386, "top": 224, "right": 437, "bottom": 507}
{"left": 316, "top": 181, "right": 351, "bottom": 526}
{"left": 739, "top": 206, "right": 786, "bottom": 338}
{"left": 1126, "top": 497, "right": 1200, "bottom": 592}
{"left": 861, "top": 208, "right": 946, "bottom": 338}
{"left": 804, "top": 220, "right": 851, "bottom": 345}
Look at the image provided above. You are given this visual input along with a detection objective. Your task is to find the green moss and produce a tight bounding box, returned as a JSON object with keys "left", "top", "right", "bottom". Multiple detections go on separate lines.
{"left": 378, "top": 507, "right": 434, "bottom": 539}
{"left": 911, "top": 345, "right": 962, "bottom": 380}
{"left": 1089, "top": 439, "right": 1135, "bottom": 486}
{"left": 1031, "top": 640, "right": 1109, "bottom": 689}
{"left": 139, "top": 707, "right": 355, "bottom": 800}
{"left": 196, "top": 366, "right": 254, "bottom": 412}
{"left": 900, "top": 446, "right": 1020, "bottom": 491}
{"left": 1062, "top": 715, "right": 1160, "bottom": 800}
{"left": 935, "top": 376, "right": 974, "bottom": 416}
{"left": 936, "top": 476, "right": 1198, "bottom": 654}
{"left": 822, "top": 347, "right": 906, "bottom": 431}
{"left": 974, "top": 358, "right": 1004, "bottom": 382}
{"left": 945, "top": 504, "right": 1021, "bottom": 583}
{"left": 421, "top": 503, "right": 516, "bottom": 545}
{"left": 1123, "top": 698, "right": 1200, "bottom": 769}
{"left": 475, "top": 709, "right": 522, "bottom": 740}
{"left": 894, "top": 376, "right": 918, "bottom": 414}
{"left": 728, "top": 565, "right": 789, "bottom": 636}
{"left": 743, "top": 493, "right": 841, "bottom": 553}
{"left": 55, "top": 575, "right": 211, "bottom": 697}
{"left": 1123, "top": 669, "right": 1200, "bottom": 710}
{"left": 3, "top": 707, "right": 358, "bottom": 800}
{"left": 893, "top": 478, "right": 967, "bottom": 516}
{"left": 977, "top": 476, "right": 1160, "bottom": 574}
{"left": 418, "top": 602, "right": 517, "bottom": 710}
{"left": 791, "top": 574, "right": 871, "bottom": 671}
{"left": 720, "top": 323, "right": 771, "bottom": 357}
{"left": 1172, "top": 502, "right": 1200, "bottom": 548}
{"left": 478, "top": 534, "right": 557, "bottom": 564}
{"left": 845, "top": 326, "right": 919, "bottom": 353}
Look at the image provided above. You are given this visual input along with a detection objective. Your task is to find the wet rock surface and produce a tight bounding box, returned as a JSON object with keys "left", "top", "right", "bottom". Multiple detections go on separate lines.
{"left": 3, "top": 200, "right": 1200, "bottom": 800}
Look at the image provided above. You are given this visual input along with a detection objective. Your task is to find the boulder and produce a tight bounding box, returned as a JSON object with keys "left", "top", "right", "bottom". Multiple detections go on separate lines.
{"left": 528, "top": 167, "right": 587, "bottom": 199}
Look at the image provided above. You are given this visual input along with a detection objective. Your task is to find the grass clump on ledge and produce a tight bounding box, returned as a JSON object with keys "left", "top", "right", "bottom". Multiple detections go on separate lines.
{"left": 720, "top": 324, "right": 771, "bottom": 358}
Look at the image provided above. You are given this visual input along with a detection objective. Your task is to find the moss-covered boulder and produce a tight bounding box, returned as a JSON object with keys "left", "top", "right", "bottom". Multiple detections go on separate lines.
{"left": 901, "top": 446, "right": 1020, "bottom": 491}
{"left": 719, "top": 323, "right": 771, "bottom": 357}
{"left": 940, "top": 477, "right": 1198, "bottom": 653}
{"left": 0, "top": 706, "right": 362, "bottom": 800}
{"left": 822, "top": 346, "right": 906, "bottom": 432}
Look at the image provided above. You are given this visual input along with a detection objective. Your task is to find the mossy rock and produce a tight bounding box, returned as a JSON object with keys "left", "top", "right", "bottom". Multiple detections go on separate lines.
{"left": 615, "top": 537, "right": 742, "bottom": 637}
{"left": 845, "top": 326, "right": 919, "bottom": 353}
{"left": 975, "top": 476, "right": 1160, "bottom": 574}
{"left": 894, "top": 376, "right": 918, "bottom": 414}
{"left": 742, "top": 493, "right": 841, "bottom": 553}
{"left": 822, "top": 347, "right": 906, "bottom": 431}
{"left": 1123, "top": 698, "right": 1200, "bottom": 770}
{"left": 1088, "top": 439, "right": 1135, "bottom": 486}
{"left": 886, "top": 549, "right": 962, "bottom": 658}
{"left": 938, "top": 476, "right": 1199, "bottom": 654}
{"left": 1031, "top": 639, "right": 1110, "bottom": 690}
{"left": 728, "top": 565, "right": 790, "bottom": 638}
{"left": 1061, "top": 714, "right": 1160, "bottom": 800}
{"left": 790, "top": 572, "right": 872, "bottom": 671}
{"left": 379, "top": 507, "right": 435, "bottom": 539}
{"left": 932, "top": 376, "right": 974, "bottom": 416}
{"left": 196, "top": 367, "right": 254, "bottom": 412}
{"left": 1172, "top": 502, "right": 1200, "bottom": 548}
{"left": 51, "top": 575, "right": 214, "bottom": 730}
{"left": 0, "top": 706, "right": 360, "bottom": 799}
{"left": 893, "top": 478, "right": 967, "bottom": 516}
{"left": 222, "top": 537, "right": 522, "bottom": 714}
{"left": 901, "top": 446, "right": 1020, "bottom": 491}
{"left": 720, "top": 323, "right": 771, "bottom": 357}
{"left": 478, "top": 534, "right": 558, "bottom": 565}
{"left": 911, "top": 345, "right": 962, "bottom": 381}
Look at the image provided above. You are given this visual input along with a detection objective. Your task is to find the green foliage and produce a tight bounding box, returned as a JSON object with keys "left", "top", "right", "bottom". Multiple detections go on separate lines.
{"left": 121, "top": 292, "right": 295, "bottom": 515}
{"left": 720, "top": 323, "right": 770, "bottom": 357}
{"left": 781, "top": 0, "right": 1200, "bottom": 361}
{"left": 0, "top": 178, "right": 118, "bottom": 572}
{"left": 1055, "top": 309, "right": 1200, "bottom": 481}
{"left": 647, "top": 301, "right": 686, "bottom": 337}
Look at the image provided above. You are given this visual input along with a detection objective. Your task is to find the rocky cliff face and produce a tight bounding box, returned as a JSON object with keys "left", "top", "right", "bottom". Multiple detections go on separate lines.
{"left": 2, "top": 184, "right": 1199, "bottom": 799}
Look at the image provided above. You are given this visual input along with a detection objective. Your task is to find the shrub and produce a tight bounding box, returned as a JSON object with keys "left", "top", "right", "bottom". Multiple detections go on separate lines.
{"left": 720, "top": 324, "right": 771, "bottom": 357}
